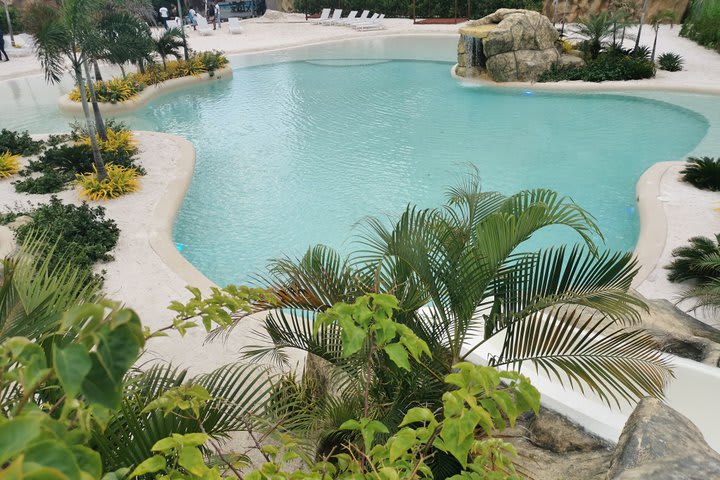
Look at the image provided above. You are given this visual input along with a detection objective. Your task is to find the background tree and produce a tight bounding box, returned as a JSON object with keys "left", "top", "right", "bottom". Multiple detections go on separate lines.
{"left": 2, "top": 0, "right": 14, "bottom": 47}
{"left": 26, "top": 0, "right": 108, "bottom": 181}
{"left": 155, "top": 27, "right": 184, "bottom": 68}
{"left": 650, "top": 9, "right": 676, "bottom": 60}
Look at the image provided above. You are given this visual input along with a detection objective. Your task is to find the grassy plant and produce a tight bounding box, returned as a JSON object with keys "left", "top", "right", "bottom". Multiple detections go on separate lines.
{"left": 658, "top": 52, "right": 684, "bottom": 71}
{"left": 681, "top": 0, "right": 720, "bottom": 51}
{"left": 0, "top": 151, "right": 21, "bottom": 179}
{"left": 14, "top": 170, "right": 71, "bottom": 194}
{"left": 666, "top": 234, "right": 720, "bottom": 283}
{"left": 76, "top": 164, "right": 141, "bottom": 201}
{"left": 539, "top": 50, "right": 655, "bottom": 82}
{"left": 680, "top": 156, "right": 720, "bottom": 191}
{"left": 80, "top": 128, "right": 137, "bottom": 154}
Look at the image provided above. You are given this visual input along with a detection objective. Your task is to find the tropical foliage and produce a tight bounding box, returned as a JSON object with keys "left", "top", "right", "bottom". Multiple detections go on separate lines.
{"left": 681, "top": 0, "right": 720, "bottom": 52}
{"left": 0, "top": 128, "right": 43, "bottom": 156}
{"left": 0, "top": 151, "right": 21, "bottom": 179}
{"left": 68, "top": 52, "right": 228, "bottom": 103}
{"left": 14, "top": 196, "right": 120, "bottom": 283}
{"left": 649, "top": 10, "right": 676, "bottom": 61}
{"left": 680, "top": 156, "right": 720, "bottom": 191}
{"left": 76, "top": 163, "right": 141, "bottom": 201}
{"left": 657, "top": 52, "right": 684, "bottom": 71}
{"left": 666, "top": 234, "right": 720, "bottom": 312}
{"left": 218, "top": 173, "right": 671, "bottom": 470}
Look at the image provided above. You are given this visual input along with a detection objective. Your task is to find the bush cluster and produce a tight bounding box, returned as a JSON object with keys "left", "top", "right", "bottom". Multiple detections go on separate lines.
{"left": 14, "top": 128, "right": 142, "bottom": 195}
{"left": 1, "top": 5, "right": 24, "bottom": 33}
{"left": 681, "top": 0, "right": 720, "bottom": 52}
{"left": 680, "top": 156, "right": 720, "bottom": 191}
{"left": 69, "top": 52, "right": 228, "bottom": 103}
{"left": 15, "top": 196, "right": 120, "bottom": 283}
{"left": 539, "top": 48, "right": 655, "bottom": 83}
{"left": 658, "top": 52, "right": 684, "bottom": 72}
{"left": 76, "top": 164, "right": 141, "bottom": 201}
{"left": 0, "top": 129, "right": 43, "bottom": 156}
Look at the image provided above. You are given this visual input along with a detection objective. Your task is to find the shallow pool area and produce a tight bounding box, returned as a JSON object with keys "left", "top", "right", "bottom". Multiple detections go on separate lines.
{"left": 0, "top": 36, "right": 714, "bottom": 286}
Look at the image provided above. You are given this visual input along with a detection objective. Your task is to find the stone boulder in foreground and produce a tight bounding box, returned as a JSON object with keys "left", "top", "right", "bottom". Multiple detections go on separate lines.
{"left": 456, "top": 9, "right": 559, "bottom": 82}
{"left": 607, "top": 397, "right": 720, "bottom": 479}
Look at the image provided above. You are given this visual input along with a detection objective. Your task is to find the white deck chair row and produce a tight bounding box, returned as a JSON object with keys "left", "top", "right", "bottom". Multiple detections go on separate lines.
{"left": 312, "top": 9, "right": 385, "bottom": 30}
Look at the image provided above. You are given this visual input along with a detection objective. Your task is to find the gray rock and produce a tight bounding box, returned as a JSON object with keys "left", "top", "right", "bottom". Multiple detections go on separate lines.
{"left": 482, "top": 11, "right": 558, "bottom": 57}
{"left": 607, "top": 397, "right": 720, "bottom": 480}
{"left": 558, "top": 54, "right": 585, "bottom": 68}
{"left": 530, "top": 409, "right": 608, "bottom": 453}
{"left": 485, "top": 48, "right": 559, "bottom": 82}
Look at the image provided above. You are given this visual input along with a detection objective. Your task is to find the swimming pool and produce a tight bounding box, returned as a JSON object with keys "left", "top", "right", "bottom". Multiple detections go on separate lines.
{"left": 0, "top": 36, "right": 712, "bottom": 286}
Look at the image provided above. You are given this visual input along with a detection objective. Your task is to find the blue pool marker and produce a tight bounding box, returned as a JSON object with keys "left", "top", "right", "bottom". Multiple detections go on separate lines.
{"left": 524, "top": 90, "right": 535, "bottom": 96}
{"left": 176, "top": 242, "right": 186, "bottom": 251}
{"left": 627, "top": 206, "right": 635, "bottom": 216}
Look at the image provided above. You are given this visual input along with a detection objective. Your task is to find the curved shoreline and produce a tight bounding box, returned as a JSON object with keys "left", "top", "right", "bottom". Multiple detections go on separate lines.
{"left": 57, "top": 66, "right": 234, "bottom": 116}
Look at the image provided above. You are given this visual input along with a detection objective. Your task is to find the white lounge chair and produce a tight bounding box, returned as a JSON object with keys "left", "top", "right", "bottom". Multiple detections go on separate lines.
{"left": 166, "top": 18, "right": 181, "bottom": 29}
{"left": 344, "top": 10, "right": 369, "bottom": 25}
{"left": 352, "top": 13, "right": 383, "bottom": 30}
{"left": 319, "top": 9, "right": 342, "bottom": 25}
{"left": 196, "top": 16, "right": 213, "bottom": 35}
{"left": 333, "top": 10, "right": 357, "bottom": 25}
{"left": 228, "top": 17, "right": 243, "bottom": 34}
{"left": 311, "top": 8, "right": 331, "bottom": 24}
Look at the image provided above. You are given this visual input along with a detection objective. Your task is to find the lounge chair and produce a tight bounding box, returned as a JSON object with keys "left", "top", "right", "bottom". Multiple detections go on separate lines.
{"left": 311, "top": 8, "right": 331, "bottom": 24}
{"left": 319, "top": 9, "right": 342, "bottom": 25}
{"left": 352, "top": 13, "right": 382, "bottom": 30}
{"left": 196, "top": 16, "right": 213, "bottom": 35}
{"left": 166, "top": 18, "right": 181, "bottom": 29}
{"left": 228, "top": 17, "right": 243, "bottom": 34}
{"left": 333, "top": 10, "right": 357, "bottom": 25}
{"left": 344, "top": 10, "right": 369, "bottom": 25}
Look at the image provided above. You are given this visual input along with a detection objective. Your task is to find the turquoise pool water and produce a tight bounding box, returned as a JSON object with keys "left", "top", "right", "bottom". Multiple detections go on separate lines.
{"left": 1, "top": 58, "right": 710, "bottom": 286}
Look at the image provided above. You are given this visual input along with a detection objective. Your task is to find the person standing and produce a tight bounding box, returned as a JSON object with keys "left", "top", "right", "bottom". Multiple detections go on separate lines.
{"left": 159, "top": 5, "right": 169, "bottom": 29}
{"left": 213, "top": 2, "right": 221, "bottom": 30}
{"left": 187, "top": 8, "right": 197, "bottom": 30}
{"left": 0, "top": 27, "right": 9, "bottom": 62}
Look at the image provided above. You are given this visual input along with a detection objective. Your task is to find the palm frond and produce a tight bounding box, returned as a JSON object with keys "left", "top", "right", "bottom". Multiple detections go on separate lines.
{"left": 489, "top": 307, "right": 673, "bottom": 408}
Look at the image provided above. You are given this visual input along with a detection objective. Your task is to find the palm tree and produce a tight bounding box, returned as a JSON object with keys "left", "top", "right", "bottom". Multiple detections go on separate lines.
{"left": 26, "top": 0, "right": 109, "bottom": 181}
{"left": 575, "top": 11, "right": 617, "bottom": 59}
{"left": 634, "top": 0, "right": 650, "bottom": 50}
{"left": 650, "top": 10, "right": 676, "bottom": 61}
{"left": 99, "top": 11, "right": 156, "bottom": 75}
{"left": 2, "top": 0, "right": 14, "bottom": 47}
{"left": 228, "top": 172, "right": 671, "bottom": 461}
{"left": 155, "top": 27, "right": 184, "bottom": 69}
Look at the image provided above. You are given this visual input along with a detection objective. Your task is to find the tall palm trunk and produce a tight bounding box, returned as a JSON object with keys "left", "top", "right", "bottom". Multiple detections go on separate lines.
{"left": 93, "top": 60, "right": 103, "bottom": 82}
{"left": 74, "top": 64, "right": 108, "bottom": 182}
{"left": 651, "top": 27, "right": 659, "bottom": 61}
{"left": 83, "top": 58, "right": 107, "bottom": 142}
{"left": 634, "top": 0, "right": 649, "bottom": 50}
{"left": 2, "top": 0, "right": 14, "bottom": 47}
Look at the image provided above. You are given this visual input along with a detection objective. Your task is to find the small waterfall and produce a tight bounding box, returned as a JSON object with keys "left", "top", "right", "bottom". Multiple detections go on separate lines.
{"left": 463, "top": 35, "right": 475, "bottom": 72}
{"left": 458, "top": 34, "right": 486, "bottom": 77}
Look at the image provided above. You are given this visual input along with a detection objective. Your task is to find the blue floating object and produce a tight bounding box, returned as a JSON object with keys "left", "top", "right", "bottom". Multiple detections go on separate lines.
{"left": 176, "top": 243, "right": 185, "bottom": 251}
{"left": 627, "top": 207, "right": 635, "bottom": 216}
{"left": 524, "top": 90, "right": 535, "bottom": 96}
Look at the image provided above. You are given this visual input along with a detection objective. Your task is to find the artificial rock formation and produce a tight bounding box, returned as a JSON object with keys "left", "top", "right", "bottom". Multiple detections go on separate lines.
{"left": 542, "top": 0, "right": 690, "bottom": 24}
{"left": 607, "top": 397, "right": 720, "bottom": 480}
{"left": 456, "top": 9, "right": 559, "bottom": 82}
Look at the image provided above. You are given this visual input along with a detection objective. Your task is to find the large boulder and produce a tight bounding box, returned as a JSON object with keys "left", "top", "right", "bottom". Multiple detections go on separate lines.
{"left": 457, "top": 9, "right": 560, "bottom": 82}
{"left": 607, "top": 397, "right": 720, "bottom": 480}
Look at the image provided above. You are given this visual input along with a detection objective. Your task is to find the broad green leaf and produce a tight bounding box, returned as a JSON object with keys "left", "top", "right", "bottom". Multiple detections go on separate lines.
{"left": 53, "top": 344, "right": 91, "bottom": 398}
{"left": 130, "top": 455, "right": 166, "bottom": 477}
{"left": 400, "top": 407, "right": 436, "bottom": 427}
{"left": 0, "top": 417, "right": 42, "bottom": 464}
{"left": 70, "top": 445, "right": 102, "bottom": 479}
{"left": 178, "top": 447, "right": 207, "bottom": 476}
{"left": 338, "top": 320, "right": 366, "bottom": 357}
{"left": 181, "top": 433, "right": 208, "bottom": 447}
{"left": 23, "top": 440, "right": 81, "bottom": 479}
{"left": 383, "top": 343, "right": 410, "bottom": 371}
{"left": 389, "top": 428, "right": 416, "bottom": 462}
{"left": 151, "top": 437, "right": 178, "bottom": 453}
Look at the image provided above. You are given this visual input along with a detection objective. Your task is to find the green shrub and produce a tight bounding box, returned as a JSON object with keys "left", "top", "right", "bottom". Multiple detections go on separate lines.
{"left": 539, "top": 50, "right": 655, "bottom": 82}
{"left": 0, "top": 129, "right": 43, "bottom": 156}
{"left": 666, "top": 234, "right": 720, "bottom": 283}
{"left": 13, "top": 170, "right": 71, "bottom": 194}
{"left": 680, "top": 156, "right": 720, "bottom": 191}
{"left": 658, "top": 52, "right": 684, "bottom": 71}
{"left": 15, "top": 197, "right": 120, "bottom": 282}
{"left": 1, "top": 5, "right": 25, "bottom": 34}
{"left": 681, "top": 0, "right": 720, "bottom": 51}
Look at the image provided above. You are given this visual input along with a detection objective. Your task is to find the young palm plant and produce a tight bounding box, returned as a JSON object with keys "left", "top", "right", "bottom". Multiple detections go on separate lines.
{"left": 25, "top": 0, "right": 109, "bottom": 181}
{"left": 227, "top": 172, "right": 672, "bottom": 465}
{"left": 155, "top": 27, "right": 184, "bottom": 69}
{"left": 650, "top": 10, "right": 677, "bottom": 61}
{"left": 575, "top": 11, "right": 617, "bottom": 59}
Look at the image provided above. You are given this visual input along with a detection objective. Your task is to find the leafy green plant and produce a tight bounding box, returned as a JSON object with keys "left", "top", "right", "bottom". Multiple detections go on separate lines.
{"left": 666, "top": 234, "right": 720, "bottom": 283}
{"left": 0, "top": 129, "right": 43, "bottom": 156}
{"left": 15, "top": 196, "right": 120, "bottom": 282}
{"left": 14, "top": 169, "right": 71, "bottom": 194}
{"left": 658, "top": 52, "right": 684, "bottom": 71}
{"left": 681, "top": 0, "right": 720, "bottom": 51}
{"left": 575, "top": 12, "right": 617, "bottom": 59}
{"left": 680, "top": 156, "right": 720, "bottom": 191}
{"left": 539, "top": 50, "right": 655, "bottom": 82}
